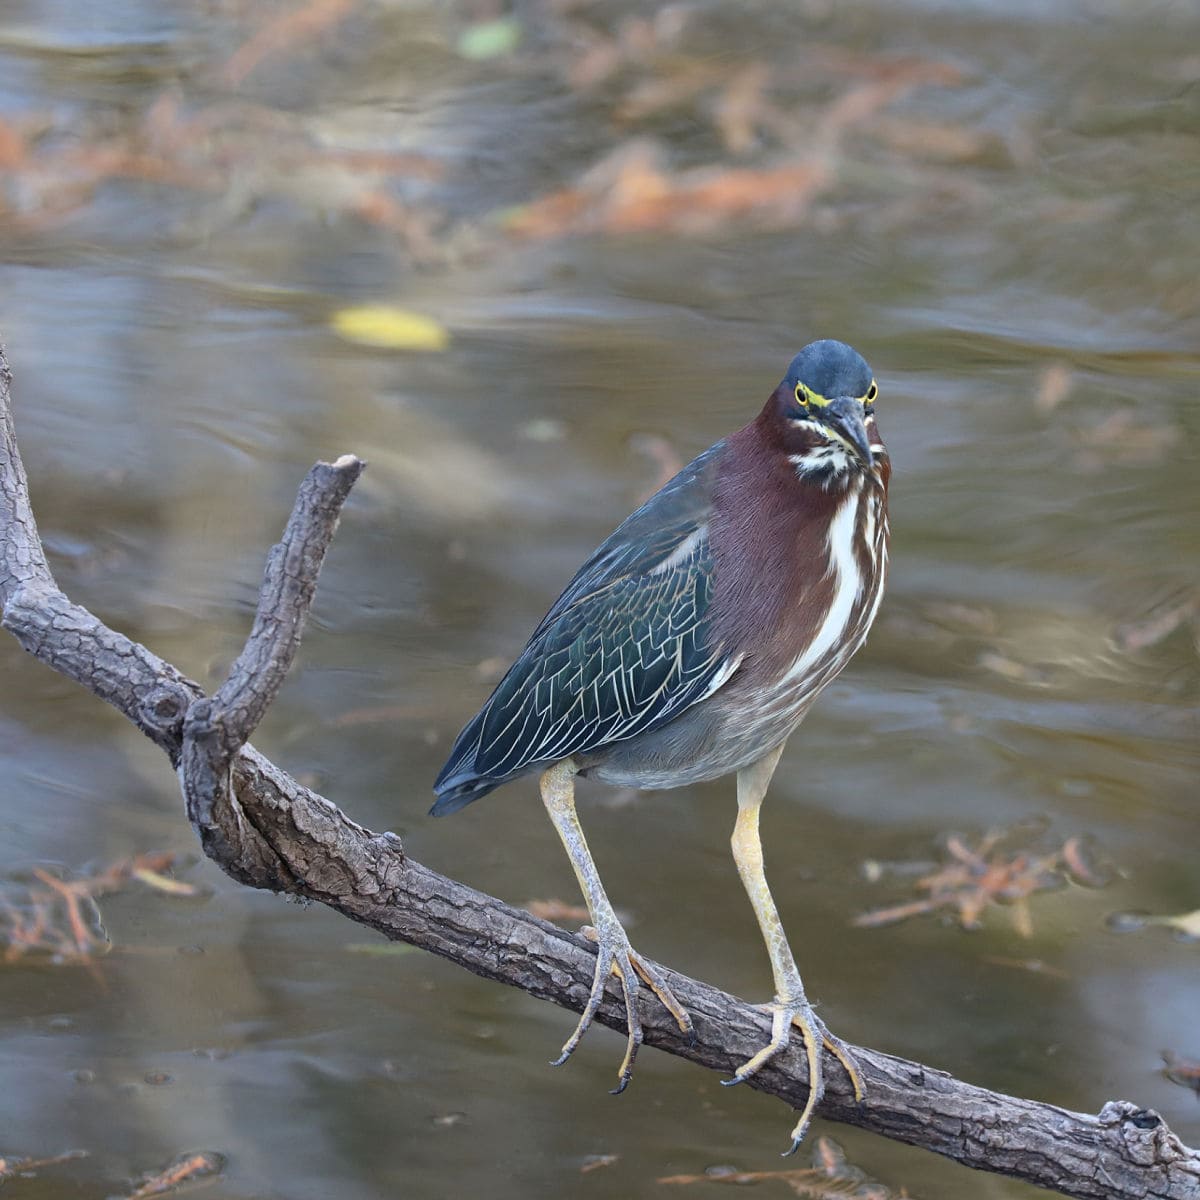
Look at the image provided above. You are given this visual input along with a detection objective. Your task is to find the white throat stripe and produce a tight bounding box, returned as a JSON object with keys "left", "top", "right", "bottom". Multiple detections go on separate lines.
{"left": 783, "top": 487, "right": 863, "bottom": 683}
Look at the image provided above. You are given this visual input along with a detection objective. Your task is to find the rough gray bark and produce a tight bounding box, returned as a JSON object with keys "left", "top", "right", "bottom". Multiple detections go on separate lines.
{"left": 1, "top": 341, "right": 1196, "bottom": 1200}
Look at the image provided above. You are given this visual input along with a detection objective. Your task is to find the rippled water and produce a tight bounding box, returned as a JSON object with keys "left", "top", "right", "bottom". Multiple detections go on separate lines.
{"left": 0, "top": 2, "right": 1197, "bottom": 1197}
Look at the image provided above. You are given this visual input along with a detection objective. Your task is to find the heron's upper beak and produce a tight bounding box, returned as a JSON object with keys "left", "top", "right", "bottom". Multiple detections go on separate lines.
{"left": 818, "top": 396, "right": 873, "bottom": 464}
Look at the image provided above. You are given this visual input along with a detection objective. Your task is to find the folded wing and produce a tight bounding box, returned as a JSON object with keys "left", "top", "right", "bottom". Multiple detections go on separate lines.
{"left": 433, "top": 443, "right": 738, "bottom": 813}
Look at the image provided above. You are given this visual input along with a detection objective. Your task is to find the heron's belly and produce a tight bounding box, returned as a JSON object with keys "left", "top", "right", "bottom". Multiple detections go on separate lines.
{"left": 578, "top": 682, "right": 819, "bottom": 790}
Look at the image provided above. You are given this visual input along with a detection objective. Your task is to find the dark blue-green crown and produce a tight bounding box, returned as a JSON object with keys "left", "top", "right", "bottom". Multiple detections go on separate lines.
{"left": 783, "top": 340, "right": 873, "bottom": 401}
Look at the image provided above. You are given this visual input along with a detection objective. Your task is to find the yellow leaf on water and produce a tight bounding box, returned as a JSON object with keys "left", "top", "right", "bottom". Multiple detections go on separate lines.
{"left": 131, "top": 868, "right": 198, "bottom": 897}
{"left": 457, "top": 16, "right": 522, "bottom": 60}
{"left": 330, "top": 306, "right": 449, "bottom": 351}
{"left": 1146, "top": 910, "right": 1200, "bottom": 938}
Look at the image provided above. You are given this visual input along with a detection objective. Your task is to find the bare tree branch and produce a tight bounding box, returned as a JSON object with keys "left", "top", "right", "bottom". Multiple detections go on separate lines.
{"left": 179, "top": 454, "right": 365, "bottom": 881}
{"left": 1, "top": 340, "right": 1197, "bottom": 1200}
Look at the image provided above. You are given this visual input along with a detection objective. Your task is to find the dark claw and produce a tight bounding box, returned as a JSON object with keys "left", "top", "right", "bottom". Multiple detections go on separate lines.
{"left": 609, "top": 1075, "right": 631, "bottom": 1097}
{"left": 781, "top": 1138, "right": 802, "bottom": 1159}
{"left": 719, "top": 1073, "right": 747, "bottom": 1088}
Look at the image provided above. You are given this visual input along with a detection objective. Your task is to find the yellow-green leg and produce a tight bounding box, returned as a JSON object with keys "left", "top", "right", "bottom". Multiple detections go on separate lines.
{"left": 722, "top": 744, "right": 865, "bottom": 1153}
{"left": 540, "top": 759, "right": 693, "bottom": 1094}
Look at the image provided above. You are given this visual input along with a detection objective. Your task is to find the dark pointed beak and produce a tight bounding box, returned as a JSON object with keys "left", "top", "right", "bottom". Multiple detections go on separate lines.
{"left": 819, "top": 396, "right": 873, "bottom": 464}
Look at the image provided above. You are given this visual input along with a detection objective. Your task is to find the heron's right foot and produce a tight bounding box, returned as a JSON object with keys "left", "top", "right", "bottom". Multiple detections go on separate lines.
{"left": 552, "top": 919, "right": 692, "bottom": 1094}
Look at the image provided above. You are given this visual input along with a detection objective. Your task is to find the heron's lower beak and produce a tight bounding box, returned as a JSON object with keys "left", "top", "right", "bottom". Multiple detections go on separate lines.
{"left": 819, "top": 396, "right": 873, "bottom": 464}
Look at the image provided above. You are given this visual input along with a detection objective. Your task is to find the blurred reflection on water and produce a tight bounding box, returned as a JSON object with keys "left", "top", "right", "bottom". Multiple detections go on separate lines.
{"left": 0, "top": 2, "right": 1197, "bottom": 1197}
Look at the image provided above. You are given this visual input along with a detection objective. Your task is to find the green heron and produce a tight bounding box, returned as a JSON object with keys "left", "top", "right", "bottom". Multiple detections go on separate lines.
{"left": 433, "top": 339, "right": 889, "bottom": 1151}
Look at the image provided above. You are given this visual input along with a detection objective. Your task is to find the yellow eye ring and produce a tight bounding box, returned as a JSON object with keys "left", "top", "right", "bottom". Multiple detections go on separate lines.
{"left": 794, "top": 384, "right": 809, "bottom": 405}
{"left": 866, "top": 382, "right": 878, "bottom": 402}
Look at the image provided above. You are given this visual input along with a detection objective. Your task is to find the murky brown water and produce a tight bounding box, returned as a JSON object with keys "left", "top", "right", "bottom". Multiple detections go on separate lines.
{"left": 1, "top": 2, "right": 1198, "bottom": 1197}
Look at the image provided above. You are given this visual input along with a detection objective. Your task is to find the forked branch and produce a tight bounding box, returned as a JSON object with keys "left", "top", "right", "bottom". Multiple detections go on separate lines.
{"left": 0, "top": 341, "right": 1196, "bottom": 1200}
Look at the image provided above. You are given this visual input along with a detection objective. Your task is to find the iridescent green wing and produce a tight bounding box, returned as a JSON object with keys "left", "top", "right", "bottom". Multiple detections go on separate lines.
{"left": 436, "top": 443, "right": 736, "bottom": 789}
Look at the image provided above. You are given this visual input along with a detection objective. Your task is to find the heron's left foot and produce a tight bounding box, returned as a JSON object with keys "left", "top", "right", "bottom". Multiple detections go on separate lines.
{"left": 721, "top": 998, "right": 865, "bottom": 1153}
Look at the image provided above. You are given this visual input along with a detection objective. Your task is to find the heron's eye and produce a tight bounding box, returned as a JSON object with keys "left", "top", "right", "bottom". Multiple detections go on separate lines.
{"left": 865, "top": 382, "right": 878, "bottom": 402}
{"left": 794, "top": 383, "right": 809, "bottom": 406}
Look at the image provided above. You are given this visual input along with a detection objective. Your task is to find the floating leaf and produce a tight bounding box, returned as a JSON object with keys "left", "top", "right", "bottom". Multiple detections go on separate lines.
{"left": 1034, "top": 362, "right": 1076, "bottom": 414}
{"left": 1112, "top": 591, "right": 1200, "bottom": 653}
{"left": 661, "top": 1134, "right": 905, "bottom": 1196}
{"left": 125, "top": 1152, "right": 224, "bottom": 1199}
{"left": 330, "top": 306, "right": 449, "bottom": 351}
{"left": 580, "top": 1154, "right": 618, "bottom": 1174}
{"left": 2, "top": 853, "right": 201, "bottom": 966}
{"left": 457, "top": 17, "right": 522, "bottom": 61}
{"left": 0, "top": 1149, "right": 88, "bottom": 1181}
{"left": 1162, "top": 1051, "right": 1200, "bottom": 1096}
{"left": 223, "top": 0, "right": 356, "bottom": 87}
{"left": 1110, "top": 909, "right": 1200, "bottom": 940}
{"left": 505, "top": 141, "right": 830, "bottom": 239}
{"left": 132, "top": 869, "right": 199, "bottom": 897}
{"left": 980, "top": 955, "right": 1071, "bottom": 980}
{"left": 1146, "top": 910, "right": 1200, "bottom": 939}
{"left": 856, "top": 824, "right": 1113, "bottom": 936}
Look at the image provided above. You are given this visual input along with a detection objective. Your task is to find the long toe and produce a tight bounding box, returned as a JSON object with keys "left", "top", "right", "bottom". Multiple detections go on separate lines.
{"left": 723, "top": 999, "right": 794, "bottom": 1086}
{"left": 814, "top": 1024, "right": 866, "bottom": 1105}
{"left": 554, "top": 923, "right": 692, "bottom": 1095}
{"left": 551, "top": 926, "right": 625, "bottom": 1068}
{"left": 627, "top": 948, "right": 693, "bottom": 1039}
{"left": 782, "top": 1004, "right": 867, "bottom": 1154}
{"left": 606, "top": 940, "right": 646, "bottom": 1093}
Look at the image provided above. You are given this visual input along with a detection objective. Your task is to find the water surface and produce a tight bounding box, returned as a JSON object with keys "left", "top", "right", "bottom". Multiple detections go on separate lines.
{"left": 0, "top": 2, "right": 1197, "bottom": 1197}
